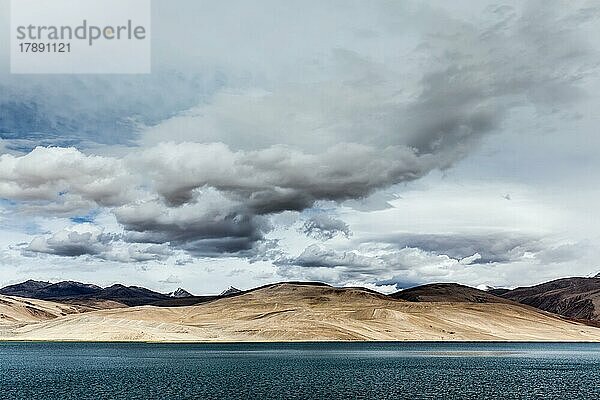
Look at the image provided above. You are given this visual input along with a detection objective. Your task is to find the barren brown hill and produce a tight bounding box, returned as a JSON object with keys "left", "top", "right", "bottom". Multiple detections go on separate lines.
{"left": 499, "top": 277, "right": 600, "bottom": 321}
{"left": 391, "top": 283, "right": 513, "bottom": 304}
{"left": 2, "top": 283, "right": 600, "bottom": 342}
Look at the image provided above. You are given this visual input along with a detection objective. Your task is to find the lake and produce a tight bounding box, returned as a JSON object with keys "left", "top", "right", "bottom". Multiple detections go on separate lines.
{"left": 1, "top": 342, "right": 599, "bottom": 399}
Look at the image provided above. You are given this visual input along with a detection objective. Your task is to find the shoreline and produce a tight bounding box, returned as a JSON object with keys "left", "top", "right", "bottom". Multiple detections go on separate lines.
{"left": 2, "top": 339, "right": 600, "bottom": 344}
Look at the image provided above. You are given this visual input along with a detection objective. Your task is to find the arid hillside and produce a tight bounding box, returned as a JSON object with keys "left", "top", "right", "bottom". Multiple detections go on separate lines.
{"left": 391, "top": 283, "right": 513, "bottom": 304}
{"left": 498, "top": 277, "right": 600, "bottom": 321}
{"left": 0, "top": 294, "right": 81, "bottom": 336}
{"left": 1, "top": 283, "right": 599, "bottom": 342}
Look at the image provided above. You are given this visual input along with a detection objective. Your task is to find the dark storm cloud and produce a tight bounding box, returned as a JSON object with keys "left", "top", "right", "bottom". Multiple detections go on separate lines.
{"left": 114, "top": 195, "right": 272, "bottom": 256}
{"left": 121, "top": 219, "right": 267, "bottom": 257}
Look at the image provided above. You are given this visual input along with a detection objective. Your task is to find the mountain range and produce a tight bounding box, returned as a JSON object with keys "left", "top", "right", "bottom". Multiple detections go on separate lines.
{"left": 1, "top": 276, "right": 600, "bottom": 342}
{"left": 2, "top": 277, "right": 600, "bottom": 322}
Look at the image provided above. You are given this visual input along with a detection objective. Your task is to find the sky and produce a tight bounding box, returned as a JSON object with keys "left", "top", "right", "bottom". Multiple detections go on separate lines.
{"left": 1, "top": 0, "right": 600, "bottom": 295}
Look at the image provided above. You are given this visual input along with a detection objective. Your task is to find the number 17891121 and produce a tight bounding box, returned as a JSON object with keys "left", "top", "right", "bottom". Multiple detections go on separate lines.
{"left": 19, "top": 42, "right": 71, "bottom": 53}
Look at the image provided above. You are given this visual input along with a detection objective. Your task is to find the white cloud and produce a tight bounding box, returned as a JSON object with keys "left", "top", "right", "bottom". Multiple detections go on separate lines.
{"left": 275, "top": 243, "right": 482, "bottom": 287}
{"left": 0, "top": 147, "right": 135, "bottom": 208}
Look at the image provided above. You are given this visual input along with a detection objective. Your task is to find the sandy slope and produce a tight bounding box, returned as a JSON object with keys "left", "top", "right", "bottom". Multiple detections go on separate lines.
{"left": 0, "top": 295, "right": 81, "bottom": 338}
{"left": 0, "top": 294, "right": 125, "bottom": 334}
{"left": 2, "top": 284, "right": 600, "bottom": 342}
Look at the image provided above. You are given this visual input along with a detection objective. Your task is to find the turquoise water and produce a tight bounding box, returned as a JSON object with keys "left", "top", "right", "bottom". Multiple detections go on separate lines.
{"left": 1, "top": 342, "right": 599, "bottom": 399}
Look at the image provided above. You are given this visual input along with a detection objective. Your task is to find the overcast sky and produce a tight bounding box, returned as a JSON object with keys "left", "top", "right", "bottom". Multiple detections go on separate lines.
{"left": 1, "top": 0, "right": 599, "bottom": 294}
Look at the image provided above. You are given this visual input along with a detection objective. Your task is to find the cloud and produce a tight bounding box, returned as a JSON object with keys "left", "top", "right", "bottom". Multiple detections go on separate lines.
{"left": 372, "top": 233, "right": 544, "bottom": 264}
{"left": 284, "top": 244, "right": 387, "bottom": 271}
{"left": 23, "top": 224, "right": 174, "bottom": 263}
{"left": 301, "top": 214, "right": 351, "bottom": 240}
{"left": 274, "top": 243, "right": 481, "bottom": 287}
{"left": 0, "top": 147, "right": 135, "bottom": 208}
{"left": 272, "top": 228, "right": 593, "bottom": 289}
{"left": 159, "top": 274, "right": 182, "bottom": 284}
{"left": 130, "top": 142, "right": 440, "bottom": 209}
{"left": 25, "top": 224, "right": 109, "bottom": 257}
{"left": 0, "top": 140, "right": 446, "bottom": 257}
{"left": 114, "top": 191, "right": 270, "bottom": 256}
{"left": 105, "top": 243, "right": 174, "bottom": 263}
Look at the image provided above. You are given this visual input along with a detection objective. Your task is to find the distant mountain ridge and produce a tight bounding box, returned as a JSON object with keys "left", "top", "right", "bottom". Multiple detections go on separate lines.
{"left": 0, "top": 280, "right": 179, "bottom": 306}
{"left": 37, "top": 281, "right": 102, "bottom": 298}
{"left": 497, "top": 277, "right": 600, "bottom": 321}
{"left": 0, "top": 280, "right": 52, "bottom": 297}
